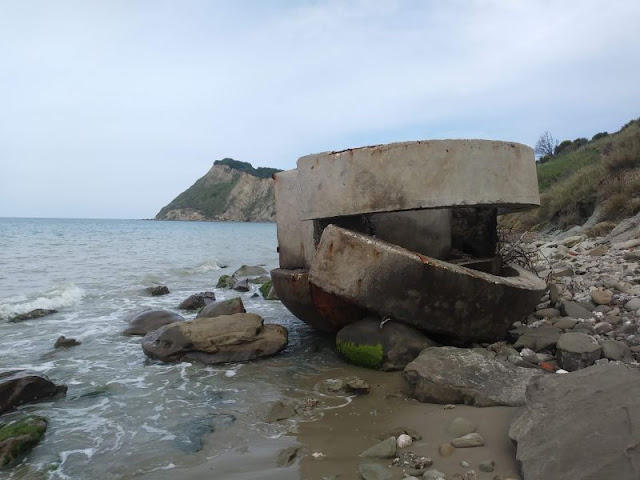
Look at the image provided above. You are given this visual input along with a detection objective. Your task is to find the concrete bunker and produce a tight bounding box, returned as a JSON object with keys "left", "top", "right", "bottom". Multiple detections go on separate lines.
{"left": 272, "top": 140, "right": 545, "bottom": 344}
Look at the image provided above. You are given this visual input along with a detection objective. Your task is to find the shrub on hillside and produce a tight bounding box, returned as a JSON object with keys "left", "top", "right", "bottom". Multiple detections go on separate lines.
{"left": 603, "top": 130, "right": 640, "bottom": 172}
{"left": 592, "top": 132, "right": 608, "bottom": 141}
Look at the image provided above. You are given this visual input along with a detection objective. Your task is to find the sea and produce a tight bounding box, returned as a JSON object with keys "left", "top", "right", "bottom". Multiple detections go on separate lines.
{"left": 0, "top": 218, "right": 341, "bottom": 480}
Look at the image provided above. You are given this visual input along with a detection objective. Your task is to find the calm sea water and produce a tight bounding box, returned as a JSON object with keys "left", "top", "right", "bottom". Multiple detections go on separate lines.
{"left": 0, "top": 218, "right": 338, "bottom": 479}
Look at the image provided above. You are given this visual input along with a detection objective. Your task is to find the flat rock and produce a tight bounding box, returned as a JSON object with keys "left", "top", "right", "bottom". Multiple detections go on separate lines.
{"left": 0, "top": 371, "right": 67, "bottom": 415}
{"left": 533, "top": 308, "right": 560, "bottom": 319}
{"left": 196, "top": 297, "right": 245, "bottom": 319}
{"left": 360, "top": 436, "right": 397, "bottom": 459}
{"left": 560, "top": 300, "right": 596, "bottom": 319}
{"left": 452, "top": 432, "right": 484, "bottom": 448}
{"left": 403, "top": 347, "right": 542, "bottom": 407}
{"left": 601, "top": 338, "right": 632, "bottom": 362}
{"left": 336, "top": 318, "right": 438, "bottom": 370}
{"left": 510, "top": 364, "right": 640, "bottom": 480}
{"left": 123, "top": 310, "right": 185, "bottom": 336}
{"left": 141, "top": 313, "right": 288, "bottom": 364}
{"left": 513, "top": 326, "right": 560, "bottom": 351}
{"left": 587, "top": 245, "right": 608, "bottom": 256}
{"left": 556, "top": 332, "right": 602, "bottom": 371}
{"left": 553, "top": 317, "right": 578, "bottom": 330}
{"left": 9, "top": 309, "right": 57, "bottom": 323}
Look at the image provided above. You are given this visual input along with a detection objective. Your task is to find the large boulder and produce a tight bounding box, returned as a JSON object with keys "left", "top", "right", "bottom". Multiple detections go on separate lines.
{"left": 178, "top": 291, "right": 216, "bottom": 310}
{"left": 141, "top": 313, "right": 288, "bottom": 364}
{"left": 510, "top": 364, "right": 640, "bottom": 480}
{"left": 0, "top": 371, "right": 67, "bottom": 415}
{"left": 123, "top": 310, "right": 185, "bottom": 336}
{"left": 195, "top": 297, "right": 245, "bottom": 319}
{"left": 232, "top": 265, "right": 268, "bottom": 279}
{"left": 336, "top": 318, "right": 438, "bottom": 370}
{"left": 0, "top": 415, "right": 48, "bottom": 467}
{"left": 403, "top": 347, "right": 542, "bottom": 407}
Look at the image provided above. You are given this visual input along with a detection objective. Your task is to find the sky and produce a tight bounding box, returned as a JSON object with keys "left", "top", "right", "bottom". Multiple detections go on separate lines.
{"left": 1, "top": 0, "right": 639, "bottom": 219}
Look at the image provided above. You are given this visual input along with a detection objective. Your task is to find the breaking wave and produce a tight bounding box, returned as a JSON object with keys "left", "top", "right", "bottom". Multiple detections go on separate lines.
{"left": 0, "top": 283, "right": 85, "bottom": 321}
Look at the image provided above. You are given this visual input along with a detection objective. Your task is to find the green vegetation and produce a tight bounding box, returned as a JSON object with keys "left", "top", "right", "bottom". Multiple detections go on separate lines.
{"left": 503, "top": 117, "right": 640, "bottom": 231}
{"left": 0, "top": 416, "right": 48, "bottom": 467}
{"left": 259, "top": 280, "right": 275, "bottom": 300}
{"left": 336, "top": 339, "right": 383, "bottom": 369}
{"left": 214, "top": 158, "right": 281, "bottom": 179}
{"left": 216, "top": 275, "right": 234, "bottom": 289}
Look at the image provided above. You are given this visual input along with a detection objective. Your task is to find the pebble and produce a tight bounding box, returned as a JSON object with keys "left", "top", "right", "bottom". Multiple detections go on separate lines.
{"left": 396, "top": 433, "right": 412, "bottom": 448}
{"left": 423, "top": 469, "right": 446, "bottom": 480}
{"left": 460, "top": 460, "right": 470, "bottom": 468}
{"left": 479, "top": 460, "right": 496, "bottom": 472}
{"left": 438, "top": 443, "right": 455, "bottom": 457}
{"left": 452, "top": 433, "right": 484, "bottom": 448}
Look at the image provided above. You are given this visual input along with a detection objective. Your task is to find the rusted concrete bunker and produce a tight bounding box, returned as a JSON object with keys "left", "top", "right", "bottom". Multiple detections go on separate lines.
{"left": 272, "top": 140, "right": 546, "bottom": 344}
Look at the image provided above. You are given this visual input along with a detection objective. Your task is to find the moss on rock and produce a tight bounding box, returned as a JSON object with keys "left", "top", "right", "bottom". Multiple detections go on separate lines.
{"left": 216, "top": 275, "right": 234, "bottom": 289}
{"left": 336, "top": 339, "right": 383, "bottom": 369}
{"left": 0, "top": 416, "right": 48, "bottom": 467}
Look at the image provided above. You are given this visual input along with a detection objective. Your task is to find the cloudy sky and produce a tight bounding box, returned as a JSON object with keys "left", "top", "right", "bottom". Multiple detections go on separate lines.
{"left": 1, "top": 0, "right": 639, "bottom": 219}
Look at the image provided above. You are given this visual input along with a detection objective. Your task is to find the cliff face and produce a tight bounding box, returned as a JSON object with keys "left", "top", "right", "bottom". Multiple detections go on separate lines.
{"left": 155, "top": 161, "right": 278, "bottom": 222}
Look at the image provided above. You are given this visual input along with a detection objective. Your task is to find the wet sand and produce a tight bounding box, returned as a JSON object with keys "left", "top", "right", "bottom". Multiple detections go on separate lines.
{"left": 144, "top": 364, "right": 521, "bottom": 480}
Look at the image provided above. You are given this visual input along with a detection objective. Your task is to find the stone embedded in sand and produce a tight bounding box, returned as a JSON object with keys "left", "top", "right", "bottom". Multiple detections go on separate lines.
{"left": 510, "top": 364, "right": 640, "bottom": 480}
{"left": 452, "top": 433, "right": 485, "bottom": 448}
{"left": 403, "top": 347, "right": 542, "bottom": 407}
{"left": 344, "top": 378, "right": 370, "bottom": 395}
{"left": 265, "top": 401, "right": 296, "bottom": 423}
{"left": 276, "top": 446, "right": 299, "bottom": 467}
{"left": 556, "top": 332, "right": 602, "bottom": 371}
{"left": 123, "top": 310, "right": 185, "bottom": 336}
{"left": 447, "top": 417, "right": 476, "bottom": 438}
{"left": 141, "top": 313, "right": 288, "bottom": 364}
{"left": 0, "top": 371, "right": 67, "bottom": 415}
{"left": 360, "top": 436, "right": 397, "bottom": 459}
{"left": 479, "top": 460, "right": 495, "bottom": 472}
{"left": 439, "top": 443, "right": 455, "bottom": 457}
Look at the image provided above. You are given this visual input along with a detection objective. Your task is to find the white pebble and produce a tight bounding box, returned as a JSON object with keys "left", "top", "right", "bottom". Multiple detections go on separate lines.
{"left": 396, "top": 434, "right": 412, "bottom": 448}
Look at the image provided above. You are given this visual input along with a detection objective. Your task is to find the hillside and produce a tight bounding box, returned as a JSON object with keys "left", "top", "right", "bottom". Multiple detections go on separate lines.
{"left": 502, "top": 116, "right": 640, "bottom": 233}
{"left": 155, "top": 159, "right": 281, "bottom": 222}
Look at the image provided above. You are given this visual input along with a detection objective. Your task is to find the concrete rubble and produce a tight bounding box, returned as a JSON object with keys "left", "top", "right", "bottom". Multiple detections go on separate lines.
{"left": 272, "top": 139, "right": 545, "bottom": 344}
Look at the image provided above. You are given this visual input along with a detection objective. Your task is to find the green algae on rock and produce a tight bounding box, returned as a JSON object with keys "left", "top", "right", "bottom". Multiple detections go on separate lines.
{"left": 336, "top": 339, "right": 383, "bottom": 369}
{"left": 0, "top": 416, "right": 48, "bottom": 467}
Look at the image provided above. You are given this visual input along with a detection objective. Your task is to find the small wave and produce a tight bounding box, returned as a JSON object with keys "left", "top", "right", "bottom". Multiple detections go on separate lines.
{"left": 0, "top": 283, "right": 85, "bottom": 320}
{"left": 172, "top": 259, "right": 226, "bottom": 276}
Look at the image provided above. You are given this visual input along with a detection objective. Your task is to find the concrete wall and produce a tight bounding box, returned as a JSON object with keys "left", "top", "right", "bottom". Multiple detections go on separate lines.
{"left": 296, "top": 140, "right": 539, "bottom": 221}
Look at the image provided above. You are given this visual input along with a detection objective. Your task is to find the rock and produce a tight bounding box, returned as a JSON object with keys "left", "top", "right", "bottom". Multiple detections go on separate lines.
{"left": 587, "top": 245, "right": 608, "bottom": 256}
{"left": 391, "top": 451, "right": 432, "bottom": 469}
{"left": 533, "top": 308, "right": 560, "bottom": 319}
{"left": 593, "top": 322, "right": 613, "bottom": 335}
{"left": 559, "top": 301, "right": 596, "bottom": 319}
{"left": 9, "top": 309, "right": 57, "bottom": 323}
{"left": 479, "top": 460, "right": 495, "bottom": 473}
{"left": 359, "top": 462, "right": 393, "bottom": 480}
{"left": 196, "top": 297, "right": 245, "bottom": 319}
{"left": 422, "top": 469, "right": 446, "bottom": 480}
{"left": 460, "top": 460, "right": 470, "bottom": 468}
{"left": 379, "top": 427, "right": 422, "bottom": 441}
{"left": 509, "top": 364, "right": 640, "bottom": 480}
{"left": 560, "top": 235, "right": 584, "bottom": 248}
{"left": 593, "top": 305, "right": 612, "bottom": 314}
{"left": 556, "top": 332, "right": 602, "bottom": 371}
{"left": 53, "top": 336, "right": 81, "bottom": 349}
{"left": 266, "top": 401, "right": 296, "bottom": 422}
{"left": 141, "top": 313, "right": 288, "bottom": 364}
{"left": 233, "top": 279, "right": 250, "bottom": 292}
{"left": 344, "top": 378, "right": 370, "bottom": 395}
{"left": 590, "top": 290, "right": 612, "bottom": 305}
{"left": 259, "top": 281, "right": 279, "bottom": 300}
{"left": 396, "top": 434, "right": 412, "bottom": 448}
{"left": 0, "top": 416, "right": 48, "bottom": 467}
{"left": 360, "top": 436, "right": 397, "bottom": 459}
{"left": 604, "top": 315, "right": 623, "bottom": 326}
{"left": 601, "top": 339, "right": 632, "bottom": 362}
{"left": 0, "top": 371, "right": 67, "bottom": 415}
{"left": 276, "top": 446, "right": 299, "bottom": 467}
{"left": 553, "top": 317, "right": 578, "bottom": 330}
{"left": 447, "top": 417, "right": 476, "bottom": 438}
{"left": 462, "top": 470, "right": 477, "bottom": 480}
{"left": 513, "top": 327, "right": 560, "bottom": 351}
{"left": 216, "top": 275, "right": 234, "bottom": 289}
{"left": 145, "top": 285, "right": 169, "bottom": 296}
{"left": 452, "top": 433, "right": 484, "bottom": 448}
{"left": 439, "top": 443, "right": 455, "bottom": 457}
{"left": 624, "top": 251, "right": 640, "bottom": 262}
{"left": 123, "top": 310, "right": 185, "bottom": 336}
{"left": 336, "top": 318, "right": 438, "bottom": 370}
{"left": 548, "top": 283, "right": 560, "bottom": 303}
{"left": 403, "top": 347, "right": 542, "bottom": 407}
{"left": 232, "top": 265, "right": 268, "bottom": 279}
{"left": 624, "top": 298, "right": 640, "bottom": 311}
{"left": 178, "top": 291, "right": 216, "bottom": 310}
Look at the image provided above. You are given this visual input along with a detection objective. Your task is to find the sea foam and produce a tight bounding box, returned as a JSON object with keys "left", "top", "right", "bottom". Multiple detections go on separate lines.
{"left": 0, "top": 283, "right": 85, "bottom": 320}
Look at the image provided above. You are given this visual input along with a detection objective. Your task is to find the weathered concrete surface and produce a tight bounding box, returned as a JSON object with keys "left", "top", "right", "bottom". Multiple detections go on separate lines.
{"left": 273, "top": 170, "right": 316, "bottom": 269}
{"left": 297, "top": 140, "right": 539, "bottom": 220}
{"left": 509, "top": 364, "right": 640, "bottom": 480}
{"left": 271, "top": 268, "right": 369, "bottom": 332}
{"left": 309, "top": 225, "right": 546, "bottom": 343}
